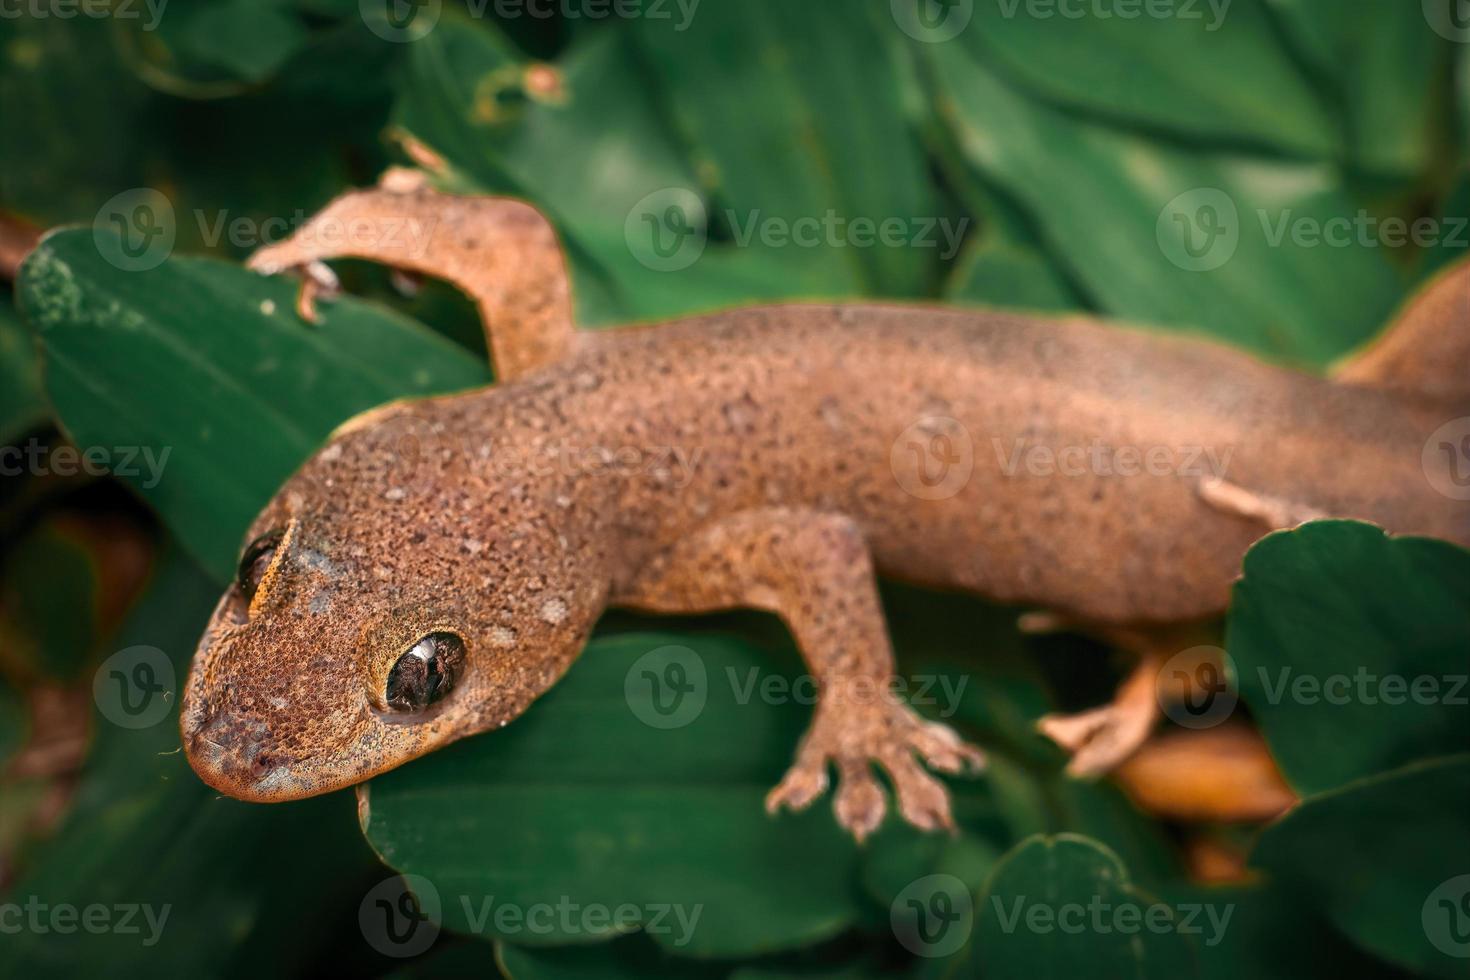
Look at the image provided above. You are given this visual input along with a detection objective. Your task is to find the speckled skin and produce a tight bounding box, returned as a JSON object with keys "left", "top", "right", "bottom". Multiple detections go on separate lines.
{"left": 182, "top": 186, "right": 1470, "bottom": 838}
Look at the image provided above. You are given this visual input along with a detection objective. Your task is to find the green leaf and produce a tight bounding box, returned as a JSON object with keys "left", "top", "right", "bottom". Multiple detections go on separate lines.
{"left": 1269, "top": 0, "right": 1453, "bottom": 176}
{"left": 1155, "top": 879, "right": 1418, "bottom": 980}
{"left": 15, "top": 228, "right": 490, "bottom": 581}
{"left": 945, "top": 234, "right": 1082, "bottom": 313}
{"left": 0, "top": 547, "right": 382, "bottom": 977}
{"left": 173, "top": 0, "right": 311, "bottom": 84}
{"left": 498, "top": 933, "right": 727, "bottom": 979}
{"left": 1229, "top": 521, "right": 1470, "bottom": 796}
{"left": 632, "top": 0, "right": 937, "bottom": 296}
{"left": 0, "top": 299, "right": 47, "bottom": 443}
{"left": 966, "top": 0, "right": 1336, "bottom": 158}
{"left": 1252, "top": 755, "right": 1470, "bottom": 978}
{"left": 361, "top": 632, "right": 865, "bottom": 958}
{"left": 971, "top": 833, "right": 1199, "bottom": 978}
{"left": 1422, "top": 169, "right": 1470, "bottom": 277}
{"left": 923, "top": 37, "right": 1405, "bottom": 366}
{"left": 0, "top": 15, "right": 152, "bottom": 228}
{"left": 392, "top": 15, "right": 867, "bottom": 323}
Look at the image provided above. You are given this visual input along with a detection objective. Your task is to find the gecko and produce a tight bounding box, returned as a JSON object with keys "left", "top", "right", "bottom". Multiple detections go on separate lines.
{"left": 181, "top": 178, "right": 1470, "bottom": 839}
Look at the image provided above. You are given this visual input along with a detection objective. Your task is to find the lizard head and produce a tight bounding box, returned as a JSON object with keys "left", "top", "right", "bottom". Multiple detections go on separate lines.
{"left": 180, "top": 399, "right": 601, "bottom": 802}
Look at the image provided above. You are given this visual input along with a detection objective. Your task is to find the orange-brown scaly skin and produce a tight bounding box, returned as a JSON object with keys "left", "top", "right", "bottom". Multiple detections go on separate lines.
{"left": 182, "top": 183, "right": 1470, "bottom": 838}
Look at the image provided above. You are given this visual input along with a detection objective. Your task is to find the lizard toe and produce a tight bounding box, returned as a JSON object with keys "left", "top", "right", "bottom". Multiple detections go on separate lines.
{"left": 881, "top": 750, "right": 956, "bottom": 834}
{"left": 833, "top": 759, "right": 886, "bottom": 841}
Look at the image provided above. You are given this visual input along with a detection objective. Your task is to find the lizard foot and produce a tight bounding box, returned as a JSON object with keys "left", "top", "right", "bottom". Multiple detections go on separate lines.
{"left": 765, "top": 698, "right": 985, "bottom": 841}
{"left": 1037, "top": 702, "right": 1154, "bottom": 777}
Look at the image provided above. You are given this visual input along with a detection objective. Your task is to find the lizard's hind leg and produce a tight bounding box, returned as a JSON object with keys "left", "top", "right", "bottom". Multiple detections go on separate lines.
{"left": 248, "top": 169, "right": 578, "bottom": 381}
{"left": 1031, "top": 617, "right": 1216, "bottom": 777}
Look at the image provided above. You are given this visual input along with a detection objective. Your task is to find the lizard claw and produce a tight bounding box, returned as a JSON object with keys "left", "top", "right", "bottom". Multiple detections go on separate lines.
{"left": 767, "top": 699, "right": 983, "bottom": 841}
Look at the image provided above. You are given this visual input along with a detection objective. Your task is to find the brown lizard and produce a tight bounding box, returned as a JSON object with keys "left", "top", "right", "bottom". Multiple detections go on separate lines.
{"left": 181, "top": 180, "right": 1470, "bottom": 839}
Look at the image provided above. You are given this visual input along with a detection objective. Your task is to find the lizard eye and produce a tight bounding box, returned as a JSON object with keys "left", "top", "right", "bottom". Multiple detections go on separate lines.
{"left": 237, "top": 530, "right": 284, "bottom": 604}
{"left": 386, "top": 633, "right": 466, "bottom": 713}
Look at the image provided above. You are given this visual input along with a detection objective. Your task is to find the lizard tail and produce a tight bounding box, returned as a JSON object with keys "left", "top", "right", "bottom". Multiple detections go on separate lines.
{"left": 1331, "top": 256, "right": 1469, "bottom": 409}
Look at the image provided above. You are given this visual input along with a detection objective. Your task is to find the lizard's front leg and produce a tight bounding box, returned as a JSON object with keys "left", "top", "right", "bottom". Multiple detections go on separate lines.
{"left": 616, "top": 508, "right": 984, "bottom": 841}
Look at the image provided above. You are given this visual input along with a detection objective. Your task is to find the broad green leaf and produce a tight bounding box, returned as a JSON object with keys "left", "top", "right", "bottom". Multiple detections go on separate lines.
{"left": 1, "top": 8, "right": 392, "bottom": 261}
{"left": 16, "top": 229, "right": 490, "bottom": 581}
{"left": 1252, "top": 756, "right": 1470, "bottom": 979}
{"left": 923, "top": 37, "right": 1405, "bottom": 366}
{"left": 0, "top": 548, "right": 383, "bottom": 978}
{"left": 498, "top": 933, "right": 727, "bottom": 979}
{"left": 967, "top": 0, "right": 1336, "bottom": 158}
{"left": 1423, "top": 169, "right": 1470, "bottom": 277}
{"left": 1155, "top": 879, "right": 1421, "bottom": 980}
{"left": 384, "top": 941, "right": 501, "bottom": 979}
{"left": 393, "top": 14, "right": 859, "bottom": 323}
{"left": 1268, "top": 0, "right": 1452, "bottom": 175}
{"left": 0, "top": 299, "right": 47, "bottom": 443}
{"left": 0, "top": 15, "right": 152, "bottom": 228}
{"left": 168, "top": 0, "right": 311, "bottom": 85}
{"left": 361, "top": 632, "right": 866, "bottom": 958}
{"left": 861, "top": 801, "right": 1005, "bottom": 910}
{"left": 1228, "top": 521, "right": 1470, "bottom": 796}
{"left": 632, "top": 0, "right": 937, "bottom": 296}
{"left": 1461, "top": 45, "right": 1469, "bottom": 151}
{"left": 971, "top": 834, "right": 1198, "bottom": 978}
{"left": 945, "top": 235, "right": 1082, "bottom": 313}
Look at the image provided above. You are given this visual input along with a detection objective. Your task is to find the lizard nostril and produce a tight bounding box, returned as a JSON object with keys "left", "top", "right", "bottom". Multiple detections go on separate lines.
{"left": 250, "top": 752, "right": 273, "bottom": 777}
